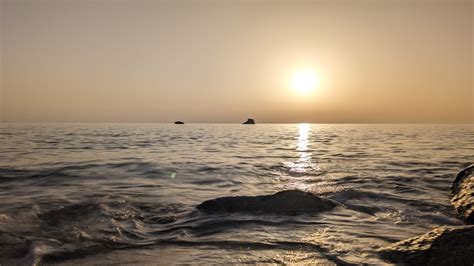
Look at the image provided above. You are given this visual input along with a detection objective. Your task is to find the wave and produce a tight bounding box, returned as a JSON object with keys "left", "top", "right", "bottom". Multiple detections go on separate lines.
{"left": 0, "top": 197, "right": 349, "bottom": 265}
{"left": 0, "top": 233, "right": 354, "bottom": 265}
{"left": 0, "top": 161, "right": 169, "bottom": 181}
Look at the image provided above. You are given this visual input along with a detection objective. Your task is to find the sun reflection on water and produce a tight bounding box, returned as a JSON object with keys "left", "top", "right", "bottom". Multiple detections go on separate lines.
{"left": 293, "top": 123, "right": 312, "bottom": 172}
{"left": 297, "top": 123, "right": 310, "bottom": 151}
{"left": 281, "top": 123, "right": 330, "bottom": 192}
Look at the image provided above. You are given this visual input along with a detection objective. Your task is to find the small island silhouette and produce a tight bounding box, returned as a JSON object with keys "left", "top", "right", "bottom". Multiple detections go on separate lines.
{"left": 173, "top": 119, "right": 256, "bottom": 124}
{"left": 242, "top": 118, "right": 255, "bottom": 124}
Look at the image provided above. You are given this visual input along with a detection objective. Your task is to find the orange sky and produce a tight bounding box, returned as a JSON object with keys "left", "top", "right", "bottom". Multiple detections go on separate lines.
{"left": 1, "top": 0, "right": 472, "bottom": 123}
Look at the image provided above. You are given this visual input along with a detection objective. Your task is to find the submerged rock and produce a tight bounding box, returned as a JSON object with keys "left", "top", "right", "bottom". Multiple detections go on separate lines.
{"left": 379, "top": 225, "right": 474, "bottom": 265}
{"left": 451, "top": 164, "right": 473, "bottom": 224}
{"left": 196, "top": 190, "right": 337, "bottom": 214}
{"left": 242, "top": 118, "right": 255, "bottom": 124}
{"left": 174, "top": 121, "right": 185, "bottom": 124}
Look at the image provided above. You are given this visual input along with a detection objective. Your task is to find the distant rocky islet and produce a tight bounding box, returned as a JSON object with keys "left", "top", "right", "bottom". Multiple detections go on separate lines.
{"left": 173, "top": 118, "right": 256, "bottom": 124}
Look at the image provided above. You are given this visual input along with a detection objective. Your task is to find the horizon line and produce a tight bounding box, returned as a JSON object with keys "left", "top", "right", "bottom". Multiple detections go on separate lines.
{"left": 0, "top": 121, "right": 472, "bottom": 125}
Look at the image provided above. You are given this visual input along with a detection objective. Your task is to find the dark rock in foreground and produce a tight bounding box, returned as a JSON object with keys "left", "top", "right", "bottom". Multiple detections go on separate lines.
{"left": 242, "top": 118, "right": 255, "bottom": 124}
{"left": 451, "top": 164, "right": 473, "bottom": 224}
{"left": 379, "top": 225, "right": 474, "bottom": 265}
{"left": 197, "top": 190, "right": 337, "bottom": 214}
{"left": 379, "top": 165, "right": 474, "bottom": 265}
{"left": 174, "top": 121, "right": 185, "bottom": 124}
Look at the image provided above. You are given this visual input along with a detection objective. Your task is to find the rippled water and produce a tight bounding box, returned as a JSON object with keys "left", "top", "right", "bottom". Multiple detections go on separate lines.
{"left": 0, "top": 123, "right": 473, "bottom": 265}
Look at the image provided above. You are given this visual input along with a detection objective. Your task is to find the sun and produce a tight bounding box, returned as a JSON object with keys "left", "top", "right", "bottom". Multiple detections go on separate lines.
{"left": 292, "top": 70, "right": 319, "bottom": 93}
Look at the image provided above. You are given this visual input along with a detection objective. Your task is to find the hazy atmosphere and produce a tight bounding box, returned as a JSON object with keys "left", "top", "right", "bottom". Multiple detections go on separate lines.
{"left": 1, "top": 1, "right": 474, "bottom": 265}
{"left": 0, "top": 0, "right": 473, "bottom": 123}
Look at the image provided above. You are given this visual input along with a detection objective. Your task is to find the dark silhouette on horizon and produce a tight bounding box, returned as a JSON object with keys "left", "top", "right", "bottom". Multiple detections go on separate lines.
{"left": 243, "top": 118, "right": 255, "bottom": 124}
{"left": 174, "top": 121, "right": 185, "bottom": 124}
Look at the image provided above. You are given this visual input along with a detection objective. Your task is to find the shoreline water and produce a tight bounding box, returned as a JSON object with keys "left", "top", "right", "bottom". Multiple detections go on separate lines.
{"left": 0, "top": 123, "right": 472, "bottom": 264}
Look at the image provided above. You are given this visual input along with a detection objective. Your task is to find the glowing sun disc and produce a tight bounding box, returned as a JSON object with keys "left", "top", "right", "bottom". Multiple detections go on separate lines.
{"left": 292, "top": 70, "right": 319, "bottom": 93}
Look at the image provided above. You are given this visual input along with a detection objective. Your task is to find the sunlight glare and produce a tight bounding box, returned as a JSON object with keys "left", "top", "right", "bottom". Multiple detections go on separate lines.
{"left": 292, "top": 70, "right": 319, "bottom": 93}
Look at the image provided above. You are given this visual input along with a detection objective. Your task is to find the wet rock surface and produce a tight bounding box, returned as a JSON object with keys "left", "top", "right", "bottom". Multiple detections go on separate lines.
{"left": 197, "top": 190, "right": 337, "bottom": 214}
{"left": 451, "top": 164, "right": 473, "bottom": 223}
{"left": 379, "top": 225, "right": 474, "bottom": 266}
{"left": 379, "top": 165, "right": 474, "bottom": 265}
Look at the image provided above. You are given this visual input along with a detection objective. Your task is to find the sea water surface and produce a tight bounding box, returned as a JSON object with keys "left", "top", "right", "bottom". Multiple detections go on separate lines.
{"left": 0, "top": 123, "right": 473, "bottom": 265}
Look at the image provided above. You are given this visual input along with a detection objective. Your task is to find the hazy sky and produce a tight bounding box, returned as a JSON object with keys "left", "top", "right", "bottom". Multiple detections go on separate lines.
{"left": 1, "top": 0, "right": 472, "bottom": 123}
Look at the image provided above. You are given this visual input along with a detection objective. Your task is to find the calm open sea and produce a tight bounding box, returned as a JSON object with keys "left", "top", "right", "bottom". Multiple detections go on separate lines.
{"left": 0, "top": 123, "right": 473, "bottom": 264}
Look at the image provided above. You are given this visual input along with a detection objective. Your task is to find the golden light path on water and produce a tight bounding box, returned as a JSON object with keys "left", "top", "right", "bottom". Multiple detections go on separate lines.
{"left": 283, "top": 123, "right": 329, "bottom": 192}
{"left": 287, "top": 124, "right": 344, "bottom": 258}
{"left": 294, "top": 123, "right": 312, "bottom": 173}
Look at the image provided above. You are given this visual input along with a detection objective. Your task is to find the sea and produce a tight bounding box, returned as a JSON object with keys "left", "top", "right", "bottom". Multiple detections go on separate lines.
{"left": 0, "top": 123, "right": 472, "bottom": 265}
